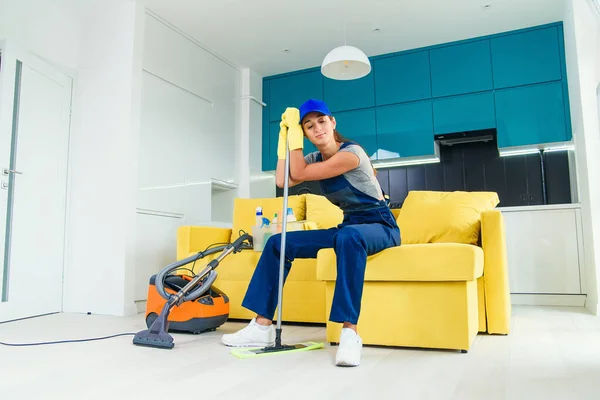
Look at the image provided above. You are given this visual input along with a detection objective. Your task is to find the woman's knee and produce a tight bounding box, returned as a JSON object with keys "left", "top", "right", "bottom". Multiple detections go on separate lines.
{"left": 333, "top": 226, "right": 365, "bottom": 249}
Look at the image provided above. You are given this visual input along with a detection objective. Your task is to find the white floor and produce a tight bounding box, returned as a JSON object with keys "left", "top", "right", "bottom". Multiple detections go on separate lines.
{"left": 1, "top": 305, "right": 600, "bottom": 400}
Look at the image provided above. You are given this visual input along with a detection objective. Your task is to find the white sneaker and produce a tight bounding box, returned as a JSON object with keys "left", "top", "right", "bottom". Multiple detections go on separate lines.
{"left": 221, "top": 318, "right": 275, "bottom": 347}
{"left": 335, "top": 328, "right": 362, "bottom": 367}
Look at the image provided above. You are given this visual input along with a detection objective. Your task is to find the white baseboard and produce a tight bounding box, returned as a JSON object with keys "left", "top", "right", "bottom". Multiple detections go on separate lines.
{"left": 511, "top": 294, "right": 586, "bottom": 306}
{"left": 135, "top": 300, "right": 147, "bottom": 314}
{"left": 585, "top": 302, "right": 599, "bottom": 316}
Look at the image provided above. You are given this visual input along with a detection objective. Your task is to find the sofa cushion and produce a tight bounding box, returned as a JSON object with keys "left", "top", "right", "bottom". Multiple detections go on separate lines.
{"left": 214, "top": 250, "right": 319, "bottom": 282}
{"left": 305, "top": 194, "right": 344, "bottom": 229}
{"left": 316, "top": 243, "right": 483, "bottom": 282}
{"left": 397, "top": 190, "right": 499, "bottom": 245}
{"left": 231, "top": 195, "right": 306, "bottom": 240}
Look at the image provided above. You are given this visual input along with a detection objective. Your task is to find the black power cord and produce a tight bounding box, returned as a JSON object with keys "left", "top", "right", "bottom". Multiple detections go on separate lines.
{"left": 191, "top": 241, "right": 231, "bottom": 274}
{"left": 0, "top": 332, "right": 136, "bottom": 347}
{"left": 1, "top": 238, "right": 246, "bottom": 347}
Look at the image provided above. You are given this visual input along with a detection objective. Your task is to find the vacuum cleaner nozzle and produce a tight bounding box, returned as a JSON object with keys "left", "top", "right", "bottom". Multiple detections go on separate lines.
{"left": 132, "top": 302, "right": 175, "bottom": 349}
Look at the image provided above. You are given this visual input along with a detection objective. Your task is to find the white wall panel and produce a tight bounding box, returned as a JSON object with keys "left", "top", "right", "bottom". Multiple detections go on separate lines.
{"left": 134, "top": 213, "right": 182, "bottom": 301}
{"left": 135, "top": 12, "right": 240, "bottom": 301}
{"left": 138, "top": 72, "right": 188, "bottom": 188}
{"left": 563, "top": 0, "right": 600, "bottom": 313}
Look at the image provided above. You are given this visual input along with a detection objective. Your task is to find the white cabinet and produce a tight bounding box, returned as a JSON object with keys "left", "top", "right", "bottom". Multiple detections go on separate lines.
{"left": 501, "top": 205, "right": 584, "bottom": 294}
{"left": 134, "top": 14, "right": 240, "bottom": 300}
{"left": 141, "top": 14, "right": 239, "bottom": 186}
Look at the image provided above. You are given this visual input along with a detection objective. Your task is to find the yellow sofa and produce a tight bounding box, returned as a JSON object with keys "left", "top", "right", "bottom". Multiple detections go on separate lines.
{"left": 176, "top": 191, "right": 511, "bottom": 352}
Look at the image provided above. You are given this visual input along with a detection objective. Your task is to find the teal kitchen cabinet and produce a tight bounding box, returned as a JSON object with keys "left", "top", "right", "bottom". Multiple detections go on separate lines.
{"left": 375, "top": 100, "right": 435, "bottom": 159}
{"left": 490, "top": 26, "right": 562, "bottom": 89}
{"left": 374, "top": 51, "right": 431, "bottom": 106}
{"left": 433, "top": 91, "right": 496, "bottom": 134}
{"left": 268, "top": 70, "right": 323, "bottom": 121}
{"left": 494, "top": 81, "right": 570, "bottom": 148}
{"left": 323, "top": 73, "right": 375, "bottom": 112}
{"left": 429, "top": 39, "right": 493, "bottom": 97}
{"left": 264, "top": 121, "right": 281, "bottom": 171}
{"left": 333, "top": 108, "right": 378, "bottom": 159}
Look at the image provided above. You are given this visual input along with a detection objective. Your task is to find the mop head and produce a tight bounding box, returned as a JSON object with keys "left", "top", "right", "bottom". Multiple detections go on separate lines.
{"left": 230, "top": 341, "right": 324, "bottom": 359}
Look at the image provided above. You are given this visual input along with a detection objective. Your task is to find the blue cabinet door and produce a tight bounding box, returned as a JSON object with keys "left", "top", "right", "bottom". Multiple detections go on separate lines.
{"left": 429, "top": 39, "right": 493, "bottom": 97}
{"left": 490, "top": 26, "right": 562, "bottom": 89}
{"left": 433, "top": 91, "right": 496, "bottom": 134}
{"left": 375, "top": 100, "right": 435, "bottom": 159}
{"left": 332, "top": 108, "right": 378, "bottom": 159}
{"left": 265, "top": 121, "right": 281, "bottom": 171}
{"left": 495, "top": 81, "right": 569, "bottom": 148}
{"left": 323, "top": 73, "right": 375, "bottom": 112}
{"left": 268, "top": 70, "right": 323, "bottom": 121}
{"left": 374, "top": 51, "right": 431, "bottom": 106}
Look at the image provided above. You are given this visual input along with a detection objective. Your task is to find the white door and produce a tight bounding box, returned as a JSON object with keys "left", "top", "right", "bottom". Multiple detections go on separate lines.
{"left": 0, "top": 41, "right": 72, "bottom": 322}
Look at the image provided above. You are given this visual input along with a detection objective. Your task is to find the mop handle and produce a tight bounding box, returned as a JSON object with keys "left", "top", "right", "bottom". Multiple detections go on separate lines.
{"left": 276, "top": 128, "right": 291, "bottom": 332}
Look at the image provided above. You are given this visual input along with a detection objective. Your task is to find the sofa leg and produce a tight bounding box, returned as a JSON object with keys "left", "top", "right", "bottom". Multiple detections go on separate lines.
{"left": 460, "top": 349, "right": 468, "bottom": 354}
{"left": 329, "top": 342, "right": 338, "bottom": 346}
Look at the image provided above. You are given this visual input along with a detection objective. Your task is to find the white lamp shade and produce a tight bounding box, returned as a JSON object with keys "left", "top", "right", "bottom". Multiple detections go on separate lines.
{"left": 321, "top": 45, "right": 371, "bottom": 80}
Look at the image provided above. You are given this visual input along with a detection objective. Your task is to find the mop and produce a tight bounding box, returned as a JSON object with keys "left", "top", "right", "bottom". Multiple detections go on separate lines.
{"left": 230, "top": 119, "right": 324, "bottom": 359}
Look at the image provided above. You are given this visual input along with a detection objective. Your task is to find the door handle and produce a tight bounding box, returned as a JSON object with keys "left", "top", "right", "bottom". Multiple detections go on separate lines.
{"left": 2, "top": 168, "right": 22, "bottom": 175}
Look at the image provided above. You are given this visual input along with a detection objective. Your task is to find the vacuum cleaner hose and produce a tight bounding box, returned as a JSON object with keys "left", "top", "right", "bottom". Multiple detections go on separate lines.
{"left": 154, "top": 249, "right": 223, "bottom": 302}
{"left": 154, "top": 233, "right": 253, "bottom": 302}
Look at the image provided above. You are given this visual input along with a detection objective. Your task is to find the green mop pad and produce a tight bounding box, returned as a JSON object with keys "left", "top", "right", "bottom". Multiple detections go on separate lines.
{"left": 231, "top": 341, "right": 324, "bottom": 359}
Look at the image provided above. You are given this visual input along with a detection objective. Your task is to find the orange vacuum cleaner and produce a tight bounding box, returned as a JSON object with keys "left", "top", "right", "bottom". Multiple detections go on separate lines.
{"left": 133, "top": 233, "right": 253, "bottom": 349}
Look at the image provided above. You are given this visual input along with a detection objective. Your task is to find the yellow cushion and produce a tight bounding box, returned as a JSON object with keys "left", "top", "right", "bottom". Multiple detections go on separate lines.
{"left": 391, "top": 208, "right": 401, "bottom": 219}
{"left": 231, "top": 195, "right": 306, "bottom": 240}
{"left": 397, "top": 190, "right": 499, "bottom": 245}
{"left": 317, "top": 243, "right": 483, "bottom": 282}
{"left": 305, "top": 194, "right": 344, "bottom": 229}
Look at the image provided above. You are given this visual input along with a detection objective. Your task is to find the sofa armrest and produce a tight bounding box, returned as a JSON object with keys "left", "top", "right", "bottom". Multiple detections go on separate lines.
{"left": 481, "top": 210, "right": 511, "bottom": 334}
{"left": 177, "top": 226, "right": 232, "bottom": 260}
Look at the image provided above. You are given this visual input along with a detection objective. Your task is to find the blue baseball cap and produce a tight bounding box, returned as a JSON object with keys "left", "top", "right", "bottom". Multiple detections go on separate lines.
{"left": 299, "top": 99, "right": 331, "bottom": 123}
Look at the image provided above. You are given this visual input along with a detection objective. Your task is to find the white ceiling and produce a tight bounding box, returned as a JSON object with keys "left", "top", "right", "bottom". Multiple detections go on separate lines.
{"left": 145, "top": 0, "right": 566, "bottom": 77}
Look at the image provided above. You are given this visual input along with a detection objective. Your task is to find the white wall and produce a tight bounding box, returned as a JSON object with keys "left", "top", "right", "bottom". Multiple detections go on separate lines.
{"left": 63, "top": 0, "right": 146, "bottom": 317}
{"left": 133, "top": 12, "right": 242, "bottom": 302}
{"left": 563, "top": 0, "right": 600, "bottom": 314}
{"left": 0, "top": 0, "right": 80, "bottom": 72}
{"left": 0, "top": 0, "right": 271, "bottom": 316}
{"left": 237, "top": 68, "right": 276, "bottom": 199}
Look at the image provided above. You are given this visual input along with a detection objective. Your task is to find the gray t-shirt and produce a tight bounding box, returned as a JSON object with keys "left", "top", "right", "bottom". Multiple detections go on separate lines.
{"left": 304, "top": 142, "right": 384, "bottom": 212}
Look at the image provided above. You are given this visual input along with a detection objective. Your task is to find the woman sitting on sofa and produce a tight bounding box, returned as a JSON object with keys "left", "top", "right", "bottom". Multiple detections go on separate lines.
{"left": 221, "top": 99, "right": 401, "bottom": 367}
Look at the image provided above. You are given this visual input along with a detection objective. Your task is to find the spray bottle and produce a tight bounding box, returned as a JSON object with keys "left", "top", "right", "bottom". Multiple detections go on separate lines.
{"left": 255, "top": 207, "right": 263, "bottom": 227}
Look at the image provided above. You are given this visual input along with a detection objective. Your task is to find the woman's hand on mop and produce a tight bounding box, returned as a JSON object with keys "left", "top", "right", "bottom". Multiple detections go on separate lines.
{"left": 277, "top": 107, "right": 304, "bottom": 160}
{"left": 277, "top": 119, "right": 289, "bottom": 159}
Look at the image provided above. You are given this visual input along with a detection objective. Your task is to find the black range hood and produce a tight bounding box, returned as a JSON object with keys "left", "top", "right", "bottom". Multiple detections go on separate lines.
{"left": 434, "top": 128, "right": 496, "bottom": 146}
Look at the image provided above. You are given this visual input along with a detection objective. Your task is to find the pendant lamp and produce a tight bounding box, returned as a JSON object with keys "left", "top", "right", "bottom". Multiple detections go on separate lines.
{"left": 321, "top": 24, "right": 371, "bottom": 81}
{"left": 321, "top": 45, "right": 371, "bottom": 80}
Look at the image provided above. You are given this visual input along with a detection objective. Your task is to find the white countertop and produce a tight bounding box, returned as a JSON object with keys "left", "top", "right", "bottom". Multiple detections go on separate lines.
{"left": 497, "top": 203, "right": 581, "bottom": 212}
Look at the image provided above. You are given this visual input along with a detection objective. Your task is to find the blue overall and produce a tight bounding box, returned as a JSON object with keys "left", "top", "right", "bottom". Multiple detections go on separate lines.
{"left": 242, "top": 143, "right": 401, "bottom": 325}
